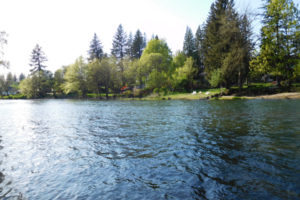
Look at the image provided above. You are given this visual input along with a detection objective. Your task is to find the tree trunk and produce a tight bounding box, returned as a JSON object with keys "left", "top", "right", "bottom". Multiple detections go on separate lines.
{"left": 238, "top": 70, "right": 242, "bottom": 92}
{"left": 97, "top": 86, "right": 101, "bottom": 99}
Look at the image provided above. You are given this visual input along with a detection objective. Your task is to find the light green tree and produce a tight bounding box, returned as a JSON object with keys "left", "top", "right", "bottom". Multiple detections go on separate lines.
{"left": 87, "top": 57, "right": 121, "bottom": 99}
{"left": 139, "top": 39, "right": 172, "bottom": 90}
{"left": 53, "top": 68, "right": 65, "bottom": 96}
{"left": 63, "top": 57, "right": 89, "bottom": 97}
{"left": 172, "top": 57, "right": 197, "bottom": 91}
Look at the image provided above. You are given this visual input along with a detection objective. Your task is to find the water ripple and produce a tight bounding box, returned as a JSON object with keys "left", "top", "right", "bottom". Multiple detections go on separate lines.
{"left": 0, "top": 99, "right": 300, "bottom": 199}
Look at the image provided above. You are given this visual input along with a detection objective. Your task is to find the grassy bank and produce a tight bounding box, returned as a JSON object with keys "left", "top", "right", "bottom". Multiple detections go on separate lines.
{"left": 139, "top": 88, "right": 226, "bottom": 100}
{"left": 2, "top": 83, "right": 300, "bottom": 100}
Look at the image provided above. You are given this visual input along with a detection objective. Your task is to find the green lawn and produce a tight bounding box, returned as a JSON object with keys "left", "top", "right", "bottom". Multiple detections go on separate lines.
{"left": 141, "top": 88, "right": 227, "bottom": 100}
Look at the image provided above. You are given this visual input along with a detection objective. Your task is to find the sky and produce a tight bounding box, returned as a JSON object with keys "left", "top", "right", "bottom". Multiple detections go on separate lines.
{"left": 0, "top": 0, "right": 287, "bottom": 76}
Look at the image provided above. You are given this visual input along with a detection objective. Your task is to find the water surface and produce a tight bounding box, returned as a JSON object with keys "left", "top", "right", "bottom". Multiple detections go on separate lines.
{"left": 0, "top": 99, "right": 300, "bottom": 199}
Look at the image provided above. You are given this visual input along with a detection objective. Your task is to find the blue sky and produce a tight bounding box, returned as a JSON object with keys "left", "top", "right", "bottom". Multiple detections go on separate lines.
{"left": 0, "top": 0, "right": 296, "bottom": 75}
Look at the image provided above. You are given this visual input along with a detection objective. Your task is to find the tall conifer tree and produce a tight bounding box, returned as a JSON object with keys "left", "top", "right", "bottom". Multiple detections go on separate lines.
{"left": 111, "top": 24, "right": 127, "bottom": 60}
{"left": 132, "top": 29, "right": 145, "bottom": 59}
{"left": 88, "top": 33, "right": 103, "bottom": 61}
{"left": 253, "top": 0, "right": 299, "bottom": 85}
{"left": 30, "top": 44, "right": 47, "bottom": 74}
{"left": 183, "top": 26, "right": 196, "bottom": 58}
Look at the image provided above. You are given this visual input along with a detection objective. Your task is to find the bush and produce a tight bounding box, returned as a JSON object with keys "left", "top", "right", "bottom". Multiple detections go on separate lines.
{"left": 87, "top": 93, "right": 98, "bottom": 98}
{"left": 123, "top": 90, "right": 133, "bottom": 98}
{"left": 153, "top": 88, "right": 159, "bottom": 95}
{"left": 0, "top": 94, "right": 27, "bottom": 99}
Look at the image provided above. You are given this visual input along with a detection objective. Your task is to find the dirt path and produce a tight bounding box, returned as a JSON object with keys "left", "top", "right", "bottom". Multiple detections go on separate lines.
{"left": 220, "top": 92, "right": 300, "bottom": 100}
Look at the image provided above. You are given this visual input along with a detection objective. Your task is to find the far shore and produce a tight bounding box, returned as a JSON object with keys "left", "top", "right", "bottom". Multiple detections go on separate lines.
{"left": 132, "top": 92, "right": 300, "bottom": 101}
{"left": 218, "top": 92, "right": 300, "bottom": 100}
{"left": 1, "top": 92, "right": 300, "bottom": 101}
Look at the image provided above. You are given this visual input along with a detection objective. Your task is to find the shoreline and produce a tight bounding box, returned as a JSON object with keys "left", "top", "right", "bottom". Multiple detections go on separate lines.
{"left": 217, "top": 92, "right": 300, "bottom": 100}
{"left": 1, "top": 92, "right": 300, "bottom": 101}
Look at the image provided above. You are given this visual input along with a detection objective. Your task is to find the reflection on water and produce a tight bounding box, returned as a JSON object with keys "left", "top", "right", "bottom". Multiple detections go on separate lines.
{"left": 0, "top": 99, "right": 300, "bottom": 199}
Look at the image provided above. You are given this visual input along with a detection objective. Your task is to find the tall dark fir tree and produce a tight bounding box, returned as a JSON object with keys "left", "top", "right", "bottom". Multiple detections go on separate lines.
{"left": 195, "top": 25, "right": 205, "bottom": 70}
{"left": 88, "top": 33, "right": 103, "bottom": 61}
{"left": 29, "top": 44, "right": 52, "bottom": 98}
{"left": 132, "top": 29, "right": 145, "bottom": 59}
{"left": 111, "top": 24, "right": 127, "bottom": 59}
{"left": 30, "top": 44, "right": 47, "bottom": 74}
{"left": 183, "top": 26, "right": 196, "bottom": 58}
{"left": 203, "top": 0, "right": 253, "bottom": 88}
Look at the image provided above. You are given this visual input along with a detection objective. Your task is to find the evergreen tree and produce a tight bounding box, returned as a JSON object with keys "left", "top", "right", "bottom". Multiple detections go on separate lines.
{"left": 203, "top": 0, "right": 252, "bottom": 88}
{"left": 132, "top": 29, "right": 145, "bottom": 59}
{"left": 29, "top": 44, "right": 47, "bottom": 74}
{"left": 183, "top": 26, "right": 196, "bottom": 58}
{"left": 111, "top": 24, "right": 127, "bottom": 59}
{"left": 126, "top": 32, "right": 133, "bottom": 58}
{"left": 203, "top": 0, "right": 234, "bottom": 81}
{"left": 19, "top": 73, "right": 26, "bottom": 82}
{"left": 13, "top": 74, "right": 17, "bottom": 82}
{"left": 88, "top": 33, "right": 103, "bottom": 61}
{"left": 3, "top": 72, "right": 13, "bottom": 95}
{"left": 195, "top": 25, "right": 205, "bottom": 70}
{"left": 253, "top": 0, "right": 299, "bottom": 86}
{"left": 28, "top": 44, "right": 51, "bottom": 97}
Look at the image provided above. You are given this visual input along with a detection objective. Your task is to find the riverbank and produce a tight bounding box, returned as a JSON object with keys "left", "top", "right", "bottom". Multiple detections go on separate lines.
{"left": 139, "top": 88, "right": 224, "bottom": 100}
{"left": 138, "top": 92, "right": 300, "bottom": 100}
{"left": 218, "top": 92, "right": 300, "bottom": 100}
{"left": 2, "top": 90, "right": 300, "bottom": 101}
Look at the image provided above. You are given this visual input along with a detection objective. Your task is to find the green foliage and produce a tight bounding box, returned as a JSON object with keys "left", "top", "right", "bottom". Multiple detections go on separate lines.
{"left": 123, "top": 59, "right": 139, "bottom": 87}
{"left": 19, "top": 70, "right": 52, "bottom": 98}
{"left": 142, "top": 39, "right": 172, "bottom": 63}
{"left": 195, "top": 25, "right": 205, "bottom": 71}
{"left": 172, "top": 57, "right": 197, "bottom": 91}
{"left": 183, "top": 27, "right": 196, "bottom": 58}
{"left": 172, "top": 51, "right": 187, "bottom": 70}
{"left": 138, "top": 39, "right": 173, "bottom": 90}
{"left": 19, "top": 76, "right": 37, "bottom": 98}
{"left": 19, "top": 73, "right": 26, "bottom": 82}
{"left": 294, "top": 60, "right": 300, "bottom": 77}
{"left": 87, "top": 57, "right": 121, "bottom": 98}
{"left": 203, "top": 0, "right": 253, "bottom": 88}
{"left": 53, "top": 68, "right": 65, "bottom": 95}
{"left": 209, "top": 69, "right": 222, "bottom": 88}
{"left": 111, "top": 24, "right": 127, "bottom": 59}
{"left": 131, "top": 30, "right": 145, "bottom": 59}
{"left": 146, "top": 70, "right": 168, "bottom": 90}
{"left": 9, "top": 0, "right": 300, "bottom": 99}
{"left": 254, "top": 0, "right": 300, "bottom": 85}
{"left": 122, "top": 90, "right": 133, "bottom": 98}
{"left": 0, "top": 73, "right": 18, "bottom": 96}
{"left": 88, "top": 33, "right": 103, "bottom": 61}
{"left": 63, "top": 57, "right": 89, "bottom": 97}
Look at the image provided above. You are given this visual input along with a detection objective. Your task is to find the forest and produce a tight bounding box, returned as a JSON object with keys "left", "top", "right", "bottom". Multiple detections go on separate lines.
{"left": 0, "top": 0, "right": 299, "bottom": 99}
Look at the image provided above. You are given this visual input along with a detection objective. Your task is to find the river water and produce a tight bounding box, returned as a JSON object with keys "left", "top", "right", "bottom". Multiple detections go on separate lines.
{"left": 0, "top": 99, "right": 299, "bottom": 199}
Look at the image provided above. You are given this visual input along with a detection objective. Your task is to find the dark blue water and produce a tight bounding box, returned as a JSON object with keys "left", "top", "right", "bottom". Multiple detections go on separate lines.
{"left": 0, "top": 99, "right": 300, "bottom": 199}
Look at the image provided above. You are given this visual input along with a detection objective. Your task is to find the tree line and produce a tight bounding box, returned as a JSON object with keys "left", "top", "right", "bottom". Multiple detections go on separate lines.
{"left": 1, "top": 0, "right": 299, "bottom": 99}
